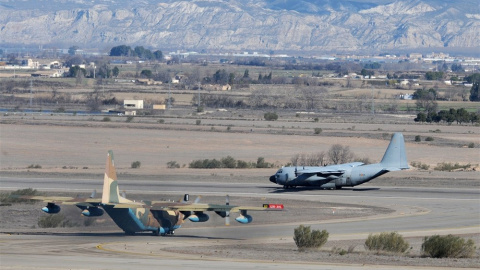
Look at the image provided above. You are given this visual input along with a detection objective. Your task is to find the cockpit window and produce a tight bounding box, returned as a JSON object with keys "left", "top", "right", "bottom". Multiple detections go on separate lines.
{"left": 277, "top": 169, "right": 283, "bottom": 174}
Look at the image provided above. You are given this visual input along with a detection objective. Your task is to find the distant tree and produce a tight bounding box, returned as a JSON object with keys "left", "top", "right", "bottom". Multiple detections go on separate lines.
{"left": 425, "top": 71, "right": 444, "bottom": 80}
{"left": 228, "top": 73, "right": 235, "bottom": 85}
{"left": 153, "top": 50, "right": 163, "bottom": 60}
{"left": 68, "top": 66, "right": 86, "bottom": 77}
{"left": 68, "top": 46, "right": 79, "bottom": 56}
{"left": 140, "top": 69, "right": 152, "bottom": 78}
{"left": 414, "top": 112, "right": 427, "bottom": 122}
{"left": 243, "top": 69, "right": 249, "bottom": 78}
{"left": 470, "top": 82, "right": 479, "bottom": 102}
{"left": 464, "top": 73, "right": 480, "bottom": 84}
{"left": 110, "top": 45, "right": 133, "bottom": 57}
{"left": 360, "top": 69, "right": 374, "bottom": 77}
{"left": 96, "top": 62, "right": 112, "bottom": 79}
{"left": 112, "top": 66, "right": 120, "bottom": 77}
{"left": 327, "top": 144, "right": 354, "bottom": 164}
{"left": 7, "top": 54, "right": 19, "bottom": 65}
{"left": 363, "top": 62, "right": 381, "bottom": 69}
{"left": 264, "top": 112, "right": 278, "bottom": 121}
{"left": 213, "top": 69, "right": 229, "bottom": 84}
{"left": 451, "top": 63, "right": 464, "bottom": 72}
{"left": 133, "top": 46, "right": 154, "bottom": 59}
{"left": 64, "top": 55, "right": 83, "bottom": 67}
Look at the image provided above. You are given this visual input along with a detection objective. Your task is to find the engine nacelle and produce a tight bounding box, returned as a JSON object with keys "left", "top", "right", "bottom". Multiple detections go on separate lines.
{"left": 42, "top": 204, "right": 60, "bottom": 214}
{"left": 188, "top": 213, "right": 209, "bottom": 222}
{"left": 81, "top": 207, "right": 104, "bottom": 217}
{"left": 235, "top": 214, "right": 253, "bottom": 224}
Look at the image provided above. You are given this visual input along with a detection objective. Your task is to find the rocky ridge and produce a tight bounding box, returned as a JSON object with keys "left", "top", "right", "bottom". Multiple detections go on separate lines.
{"left": 0, "top": 0, "right": 478, "bottom": 54}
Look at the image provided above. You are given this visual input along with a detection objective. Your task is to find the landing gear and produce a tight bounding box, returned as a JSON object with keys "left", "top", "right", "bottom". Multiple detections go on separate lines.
{"left": 283, "top": 185, "right": 296, "bottom": 189}
{"left": 125, "top": 231, "right": 136, "bottom": 236}
{"left": 152, "top": 228, "right": 160, "bottom": 236}
{"left": 160, "top": 230, "right": 174, "bottom": 236}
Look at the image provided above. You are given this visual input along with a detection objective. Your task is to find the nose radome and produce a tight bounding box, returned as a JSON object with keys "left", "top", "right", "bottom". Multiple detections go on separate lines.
{"left": 269, "top": 175, "right": 277, "bottom": 183}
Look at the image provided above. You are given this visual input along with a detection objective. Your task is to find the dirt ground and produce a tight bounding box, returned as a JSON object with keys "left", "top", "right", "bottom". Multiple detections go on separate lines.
{"left": 1, "top": 113, "right": 479, "bottom": 268}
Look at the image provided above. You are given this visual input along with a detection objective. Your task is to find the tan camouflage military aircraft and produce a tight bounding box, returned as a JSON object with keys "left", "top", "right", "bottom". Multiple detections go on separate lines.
{"left": 15, "top": 151, "right": 284, "bottom": 236}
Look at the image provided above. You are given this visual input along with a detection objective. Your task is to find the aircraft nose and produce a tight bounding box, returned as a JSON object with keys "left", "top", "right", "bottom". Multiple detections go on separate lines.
{"left": 269, "top": 175, "right": 277, "bottom": 183}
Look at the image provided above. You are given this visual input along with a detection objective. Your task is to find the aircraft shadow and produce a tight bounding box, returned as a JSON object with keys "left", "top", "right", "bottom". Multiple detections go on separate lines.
{"left": 2, "top": 231, "right": 241, "bottom": 240}
{"left": 267, "top": 186, "right": 381, "bottom": 193}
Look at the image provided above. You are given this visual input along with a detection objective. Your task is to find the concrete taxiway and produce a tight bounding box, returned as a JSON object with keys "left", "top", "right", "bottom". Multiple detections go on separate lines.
{"left": 1, "top": 177, "right": 479, "bottom": 269}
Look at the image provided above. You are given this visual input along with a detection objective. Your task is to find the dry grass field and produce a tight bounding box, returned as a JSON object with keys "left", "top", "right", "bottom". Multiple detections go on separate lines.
{"left": 1, "top": 111, "right": 478, "bottom": 187}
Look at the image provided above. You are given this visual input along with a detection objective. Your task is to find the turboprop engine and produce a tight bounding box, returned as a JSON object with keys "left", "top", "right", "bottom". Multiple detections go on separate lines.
{"left": 81, "top": 207, "right": 104, "bottom": 217}
{"left": 42, "top": 203, "right": 60, "bottom": 214}
{"left": 187, "top": 212, "right": 210, "bottom": 222}
{"left": 235, "top": 210, "right": 253, "bottom": 224}
{"left": 235, "top": 214, "right": 253, "bottom": 224}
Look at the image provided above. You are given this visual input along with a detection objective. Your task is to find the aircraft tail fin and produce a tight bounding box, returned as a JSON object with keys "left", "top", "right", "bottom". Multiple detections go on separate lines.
{"left": 102, "top": 150, "right": 130, "bottom": 204}
{"left": 380, "top": 133, "right": 409, "bottom": 170}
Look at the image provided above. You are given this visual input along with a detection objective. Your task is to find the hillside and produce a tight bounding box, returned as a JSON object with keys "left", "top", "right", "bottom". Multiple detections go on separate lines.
{"left": 0, "top": 0, "right": 479, "bottom": 54}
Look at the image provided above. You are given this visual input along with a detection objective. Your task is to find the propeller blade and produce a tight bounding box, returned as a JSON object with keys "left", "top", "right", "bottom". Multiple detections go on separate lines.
{"left": 194, "top": 196, "right": 202, "bottom": 204}
{"left": 225, "top": 194, "right": 230, "bottom": 226}
{"left": 121, "top": 190, "right": 126, "bottom": 198}
{"left": 89, "top": 190, "right": 96, "bottom": 198}
{"left": 225, "top": 215, "right": 230, "bottom": 226}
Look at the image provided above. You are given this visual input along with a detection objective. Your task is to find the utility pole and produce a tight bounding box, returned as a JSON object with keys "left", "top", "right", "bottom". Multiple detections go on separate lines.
{"left": 371, "top": 86, "right": 375, "bottom": 116}
{"left": 167, "top": 81, "right": 171, "bottom": 109}
{"left": 29, "top": 78, "right": 33, "bottom": 107}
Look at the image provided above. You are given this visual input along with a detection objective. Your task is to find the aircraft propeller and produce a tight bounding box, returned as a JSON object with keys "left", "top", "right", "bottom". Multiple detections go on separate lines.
{"left": 225, "top": 195, "right": 230, "bottom": 226}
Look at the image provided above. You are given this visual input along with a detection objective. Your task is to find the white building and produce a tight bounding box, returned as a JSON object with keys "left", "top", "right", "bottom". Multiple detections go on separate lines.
{"left": 124, "top": 100, "right": 144, "bottom": 109}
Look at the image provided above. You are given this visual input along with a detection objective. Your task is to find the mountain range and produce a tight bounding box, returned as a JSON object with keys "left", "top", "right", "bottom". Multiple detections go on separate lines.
{"left": 0, "top": 0, "right": 478, "bottom": 55}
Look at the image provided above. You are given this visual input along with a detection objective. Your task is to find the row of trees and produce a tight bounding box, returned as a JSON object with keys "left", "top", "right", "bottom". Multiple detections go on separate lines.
{"left": 414, "top": 108, "right": 479, "bottom": 124}
{"left": 109, "top": 45, "right": 163, "bottom": 60}
{"left": 188, "top": 156, "right": 274, "bottom": 169}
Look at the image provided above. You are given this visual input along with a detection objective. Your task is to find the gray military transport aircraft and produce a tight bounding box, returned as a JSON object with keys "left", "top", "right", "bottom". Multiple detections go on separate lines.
{"left": 269, "top": 133, "right": 409, "bottom": 189}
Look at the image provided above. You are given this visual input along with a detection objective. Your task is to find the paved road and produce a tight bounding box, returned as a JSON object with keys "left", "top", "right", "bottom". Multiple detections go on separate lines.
{"left": 1, "top": 177, "right": 479, "bottom": 269}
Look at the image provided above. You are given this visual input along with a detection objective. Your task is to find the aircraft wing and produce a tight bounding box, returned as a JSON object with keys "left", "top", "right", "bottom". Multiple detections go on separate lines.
{"left": 110, "top": 201, "right": 284, "bottom": 213}
{"left": 296, "top": 162, "right": 364, "bottom": 178}
{"left": 151, "top": 202, "right": 284, "bottom": 213}
{"left": 9, "top": 195, "right": 102, "bottom": 206}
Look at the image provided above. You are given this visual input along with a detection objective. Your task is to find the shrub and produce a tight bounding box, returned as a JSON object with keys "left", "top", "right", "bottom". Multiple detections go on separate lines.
{"left": 236, "top": 160, "right": 250, "bottom": 169}
{"left": 434, "top": 162, "right": 471, "bottom": 172}
{"left": 166, "top": 161, "right": 180, "bottom": 169}
{"left": 415, "top": 135, "right": 421, "bottom": 142}
{"left": 0, "top": 188, "right": 38, "bottom": 204}
{"left": 264, "top": 112, "right": 278, "bottom": 121}
{"left": 158, "top": 119, "right": 165, "bottom": 124}
{"left": 468, "top": 142, "right": 475, "bottom": 148}
{"left": 410, "top": 161, "right": 430, "bottom": 170}
{"left": 196, "top": 119, "right": 201, "bottom": 125}
{"left": 422, "top": 235, "right": 475, "bottom": 258}
{"left": 221, "top": 156, "right": 237, "bottom": 168}
{"left": 293, "top": 225, "right": 329, "bottom": 251}
{"left": 38, "top": 214, "right": 74, "bottom": 228}
{"left": 425, "top": 136, "right": 434, "bottom": 141}
{"left": 364, "top": 232, "right": 409, "bottom": 253}
{"left": 126, "top": 116, "right": 134, "bottom": 122}
{"left": 102, "top": 116, "right": 111, "bottom": 122}
{"left": 27, "top": 164, "right": 42, "bottom": 169}
{"left": 131, "top": 161, "right": 141, "bottom": 169}
{"left": 83, "top": 217, "right": 96, "bottom": 227}
{"left": 314, "top": 128, "right": 322, "bottom": 134}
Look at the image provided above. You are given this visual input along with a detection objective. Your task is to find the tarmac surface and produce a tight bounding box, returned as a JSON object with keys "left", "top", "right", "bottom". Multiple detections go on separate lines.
{"left": 1, "top": 177, "right": 479, "bottom": 269}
